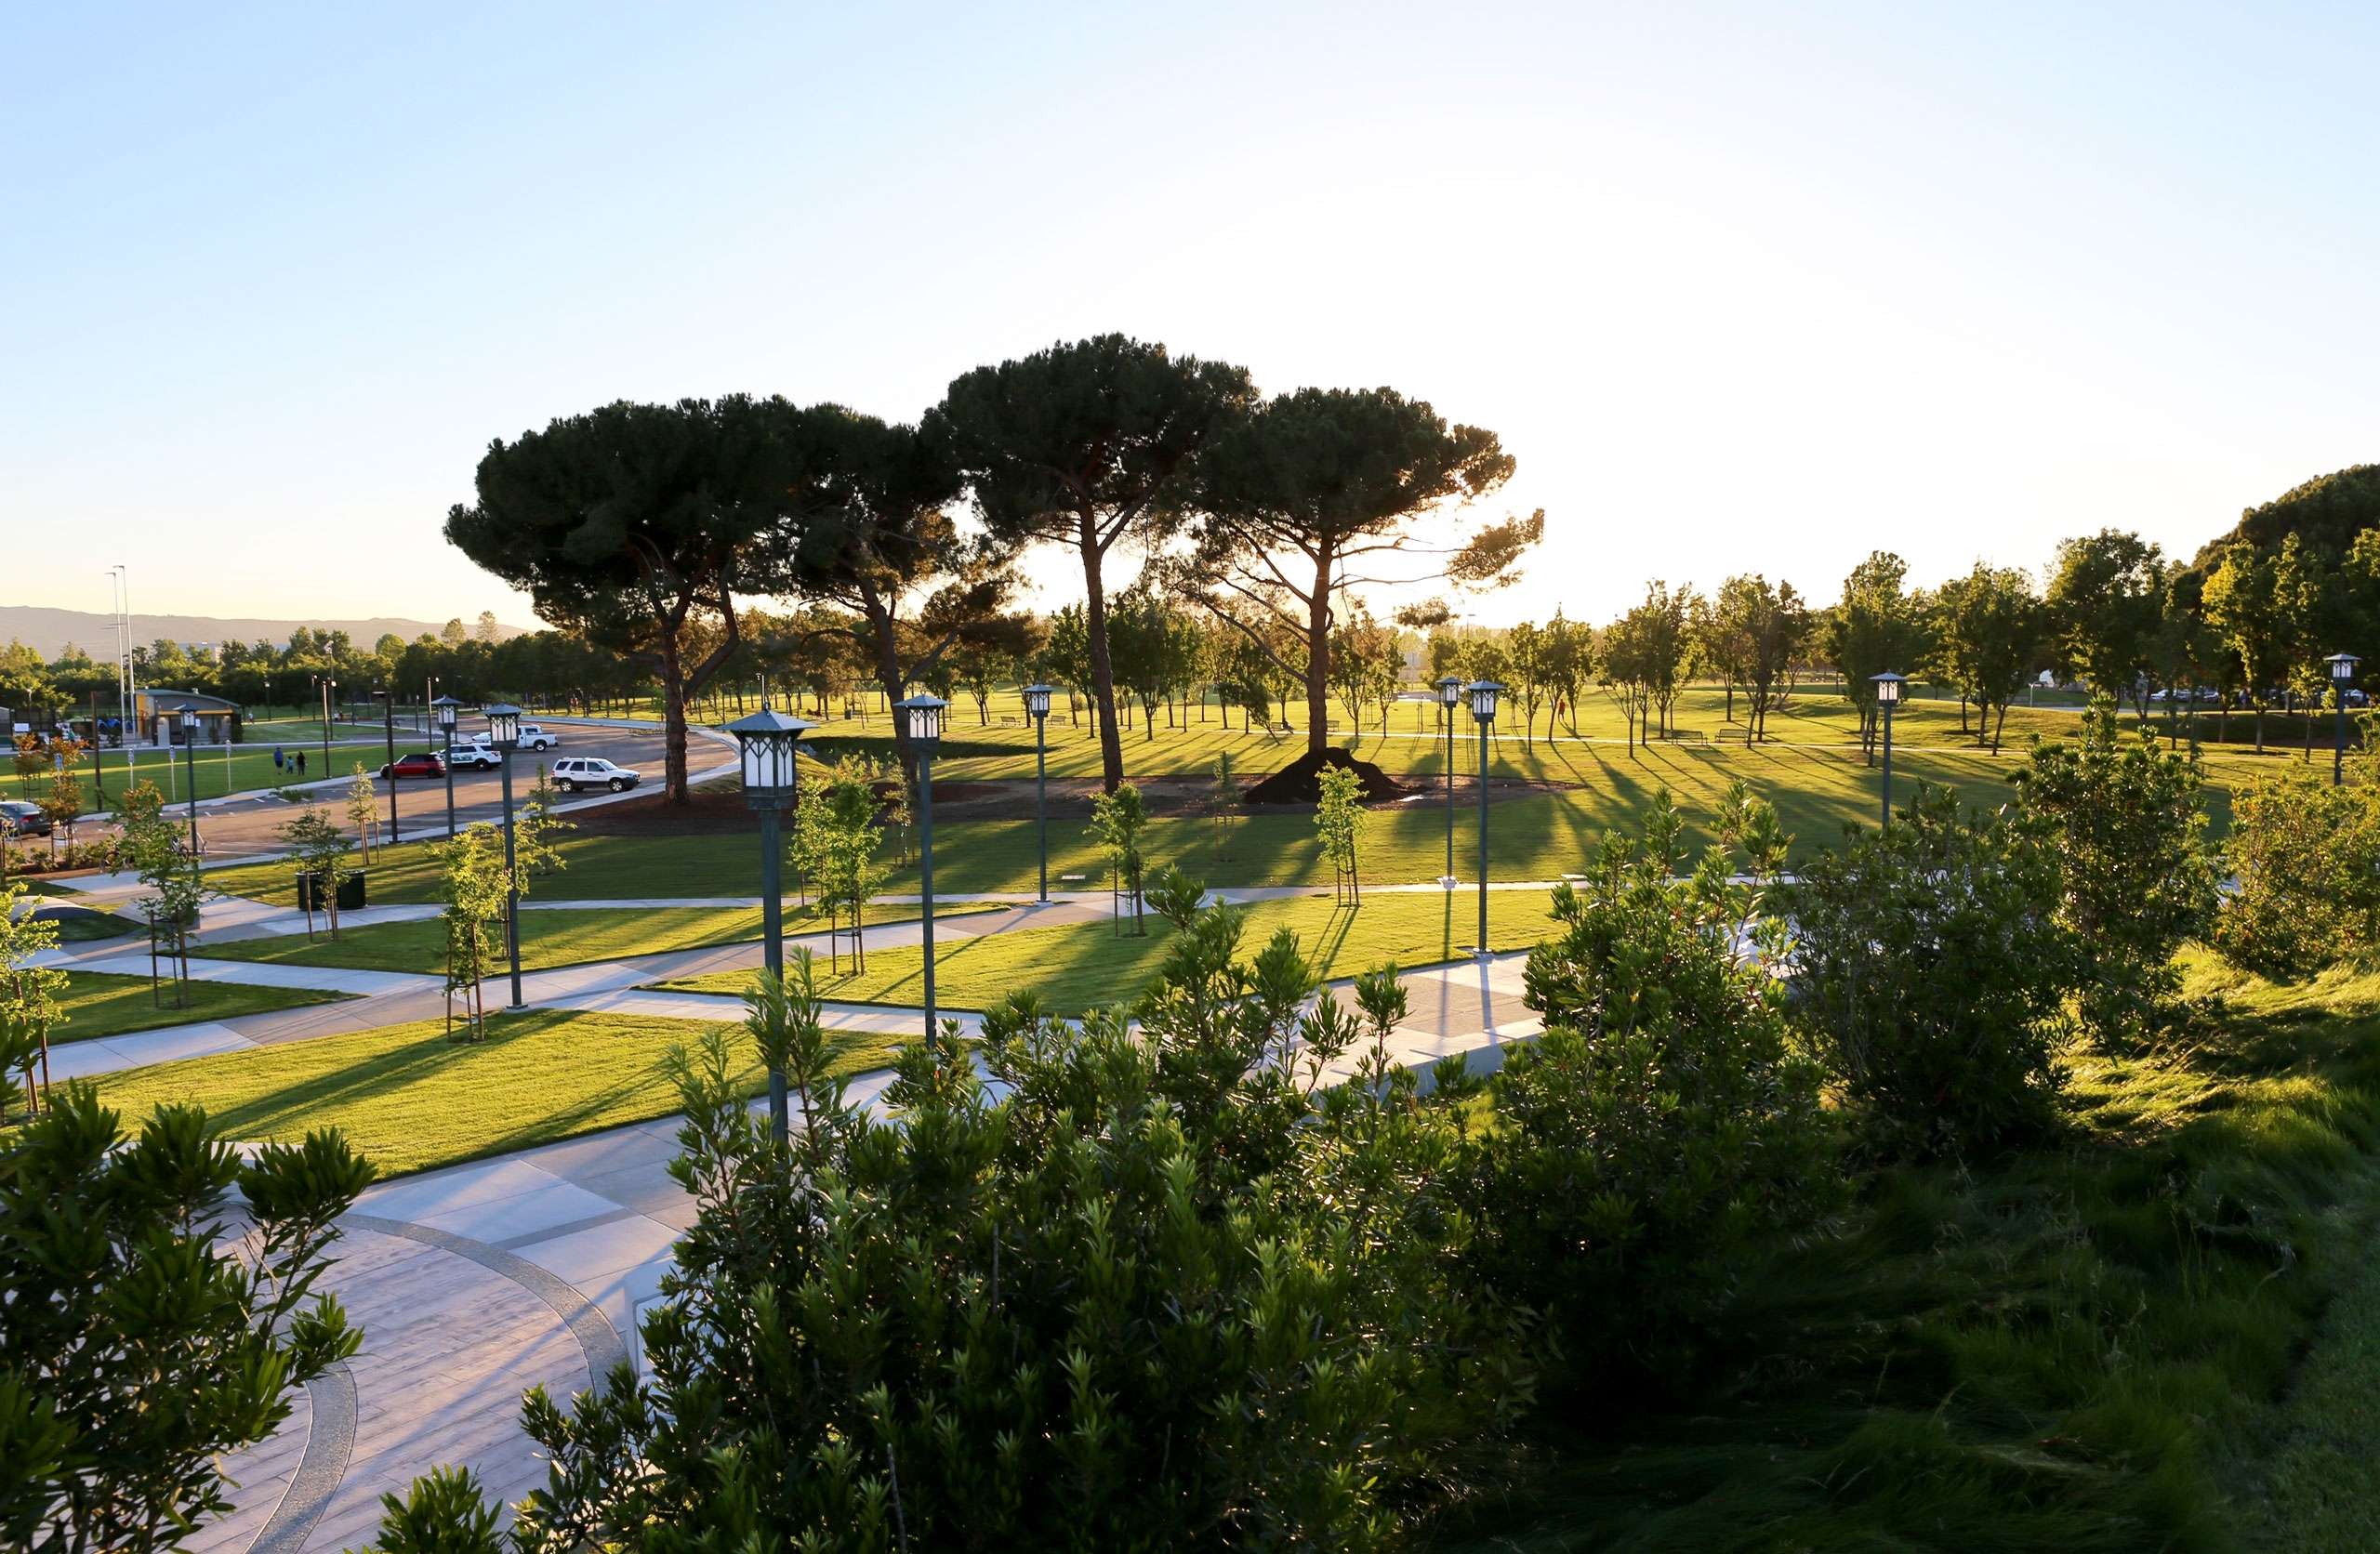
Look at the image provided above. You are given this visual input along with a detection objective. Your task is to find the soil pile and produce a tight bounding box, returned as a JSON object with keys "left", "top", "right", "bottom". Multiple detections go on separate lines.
{"left": 1242, "top": 746, "right": 1410, "bottom": 807}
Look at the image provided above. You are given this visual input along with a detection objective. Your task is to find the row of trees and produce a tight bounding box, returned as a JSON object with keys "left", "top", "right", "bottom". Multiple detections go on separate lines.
{"left": 445, "top": 336, "right": 1540, "bottom": 801}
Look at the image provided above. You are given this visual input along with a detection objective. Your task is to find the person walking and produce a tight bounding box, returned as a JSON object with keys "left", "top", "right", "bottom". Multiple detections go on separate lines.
{"left": 273, "top": 745, "right": 285, "bottom": 772}
{"left": 296, "top": 749, "right": 307, "bottom": 777}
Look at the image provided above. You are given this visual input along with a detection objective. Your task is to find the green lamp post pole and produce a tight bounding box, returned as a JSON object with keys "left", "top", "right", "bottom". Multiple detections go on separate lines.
{"left": 1024, "top": 684, "right": 1054, "bottom": 902}
{"left": 728, "top": 704, "right": 816, "bottom": 1141}
{"left": 484, "top": 704, "right": 526, "bottom": 1008}
{"left": 432, "top": 696, "right": 461, "bottom": 837}
{"left": 895, "top": 695, "right": 948, "bottom": 1051}
{"left": 1437, "top": 675, "right": 1464, "bottom": 889}
{"left": 177, "top": 705, "right": 201, "bottom": 861}
{"left": 1466, "top": 680, "right": 1503, "bottom": 957}
{"left": 2329, "top": 653, "right": 2361, "bottom": 786}
{"left": 1871, "top": 672, "right": 1906, "bottom": 828}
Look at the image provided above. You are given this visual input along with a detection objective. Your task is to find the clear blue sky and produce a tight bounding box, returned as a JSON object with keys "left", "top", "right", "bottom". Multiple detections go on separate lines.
{"left": 6, "top": 1, "right": 2376, "bottom": 629}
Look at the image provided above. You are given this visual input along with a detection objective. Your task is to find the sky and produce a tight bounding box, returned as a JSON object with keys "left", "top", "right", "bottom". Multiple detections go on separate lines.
{"left": 6, "top": 1, "right": 2377, "bottom": 632}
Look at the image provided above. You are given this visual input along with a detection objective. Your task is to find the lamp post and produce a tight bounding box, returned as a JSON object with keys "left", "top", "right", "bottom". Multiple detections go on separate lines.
{"left": 431, "top": 695, "right": 461, "bottom": 837}
{"left": 1436, "top": 675, "right": 1464, "bottom": 888}
{"left": 2329, "top": 653, "right": 2362, "bottom": 786}
{"left": 1465, "top": 679, "right": 1503, "bottom": 958}
{"left": 728, "top": 703, "right": 815, "bottom": 1142}
{"left": 1023, "top": 684, "right": 1054, "bottom": 902}
{"left": 894, "top": 694, "right": 947, "bottom": 1050}
{"left": 177, "top": 705, "right": 201, "bottom": 861}
{"left": 374, "top": 689, "right": 400, "bottom": 844}
{"left": 484, "top": 703, "right": 526, "bottom": 1009}
{"left": 315, "top": 676, "right": 334, "bottom": 774}
{"left": 1871, "top": 671, "right": 1906, "bottom": 828}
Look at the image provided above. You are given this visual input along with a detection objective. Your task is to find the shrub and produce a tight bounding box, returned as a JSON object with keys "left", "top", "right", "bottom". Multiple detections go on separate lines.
{"left": 1474, "top": 785, "right": 1835, "bottom": 1373}
{"left": 0, "top": 1087, "right": 369, "bottom": 1551}
{"left": 382, "top": 876, "right": 1529, "bottom": 1550}
{"left": 2215, "top": 756, "right": 2380, "bottom": 979}
{"left": 2014, "top": 700, "right": 2219, "bottom": 1048}
{"left": 1792, "top": 784, "right": 2079, "bottom": 1155}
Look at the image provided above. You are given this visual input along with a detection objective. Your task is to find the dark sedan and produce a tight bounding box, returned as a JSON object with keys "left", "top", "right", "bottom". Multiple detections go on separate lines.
{"left": 378, "top": 753, "right": 448, "bottom": 780}
{"left": 0, "top": 799, "right": 50, "bottom": 836}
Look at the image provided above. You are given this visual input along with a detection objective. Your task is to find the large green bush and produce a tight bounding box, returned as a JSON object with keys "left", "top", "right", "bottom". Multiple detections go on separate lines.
{"left": 1792, "top": 785, "right": 2079, "bottom": 1155}
{"left": 2014, "top": 701, "right": 2218, "bottom": 1048}
{"left": 1475, "top": 786, "right": 1835, "bottom": 1371}
{"left": 379, "top": 873, "right": 1528, "bottom": 1552}
{"left": 2216, "top": 752, "right": 2380, "bottom": 978}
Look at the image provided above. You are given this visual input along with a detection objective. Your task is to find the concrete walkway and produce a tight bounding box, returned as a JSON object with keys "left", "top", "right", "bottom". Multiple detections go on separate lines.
{"left": 190, "top": 949, "right": 1538, "bottom": 1552}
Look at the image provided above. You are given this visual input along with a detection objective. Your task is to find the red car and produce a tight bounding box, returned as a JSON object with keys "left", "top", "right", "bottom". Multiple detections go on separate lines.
{"left": 379, "top": 753, "right": 448, "bottom": 780}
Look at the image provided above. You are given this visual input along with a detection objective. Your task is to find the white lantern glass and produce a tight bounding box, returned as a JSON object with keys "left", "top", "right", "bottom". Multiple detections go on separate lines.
{"left": 1871, "top": 671, "right": 1905, "bottom": 705}
{"left": 483, "top": 703, "right": 522, "bottom": 749}
{"left": 895, "top": 693, "right": 947, "bottom": 750}
{"left": 1436, "top": 675, "right": 1464, "bottom": 708}
{"left": 1023, "top": 682, "right": 1054, "bottom": 719}
{"left": 1467, "top": 679, "right": 1503, "bottom": 722}
{"left": 2330, "top": 652, "right": 2361, "bottom": 684}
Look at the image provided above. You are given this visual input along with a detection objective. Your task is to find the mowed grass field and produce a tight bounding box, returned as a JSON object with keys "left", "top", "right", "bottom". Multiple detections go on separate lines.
{"left": 650, "top": 889, "right": 1567, "bottom": 1014}
{"left": 74, "top": 1008, "right": 906, "bottom": 1177}
{"left": 52, "top": 971, "right": 355, "bottom": 1045}
{"left": 206, "top": 689, "right": 2287, "bottom": 908}
{"left": 20, "top": 740, "right": 400, "bottom": 815}
{"left": 193, "top": 901, "right": 1002, "bottom": 974}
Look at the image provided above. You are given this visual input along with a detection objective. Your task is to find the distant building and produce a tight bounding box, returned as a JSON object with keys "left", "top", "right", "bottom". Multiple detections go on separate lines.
{"left": 134, "top": 690, "right": 241, "bottom": 745}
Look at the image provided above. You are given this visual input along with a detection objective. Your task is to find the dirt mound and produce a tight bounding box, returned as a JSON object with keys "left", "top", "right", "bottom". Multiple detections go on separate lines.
{"left": 1242, "top": 746, "right": 1411, "bottom": 807}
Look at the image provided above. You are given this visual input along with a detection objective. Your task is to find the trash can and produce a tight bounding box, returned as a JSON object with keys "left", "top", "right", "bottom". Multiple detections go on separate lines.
{"left": 298, "top": 870, "right": 370, "bottom": 912}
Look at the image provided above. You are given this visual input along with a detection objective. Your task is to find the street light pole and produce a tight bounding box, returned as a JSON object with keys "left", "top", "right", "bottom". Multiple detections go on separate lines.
{"left": 1024, "top": 684, "right": 1054, "bottom": 902}
{"left": 178, "top": 705, "right": 201, "bottom": 861}
{"left": 1436, "top": 675, "right": 1463, "bottom": 889}
{"left": 485, "top": 704, "right": 526, "bottom": 1009}
{"left": 432, "top": 696, "right": 460, "bottom": 837}
{"left": 1466, "top": 680, "right": 1503, "bottom": 958}
{"left": 895, "top": 695, "right": 947, "bottom": 1052}
{"left": 2329, "top": 654, "right": 2362, "bottom": 786}
{"left": 377, "top": 691, "right": 400, "bottom": 844}
{"left": 727, "top": 705, "right": 814, "bottom": 1142}
{"left": 1871, "top": 671, "right": 1905, "bottom": 828}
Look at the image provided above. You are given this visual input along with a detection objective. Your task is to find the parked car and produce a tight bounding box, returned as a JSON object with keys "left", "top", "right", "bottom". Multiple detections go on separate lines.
{"left": 550, "top": 757, "right": 640, "bottom": 793}
{"left": 379, "top": 752, "right": 448, "bottom": 780}
{"left": 445, "top": 740, "right": 501, "bottom": 770}
{"left": 517, "top": 723, "right": 560, "bottom": 751}
{"left": 0, "top": 799, "right": 51, "bottom": 836}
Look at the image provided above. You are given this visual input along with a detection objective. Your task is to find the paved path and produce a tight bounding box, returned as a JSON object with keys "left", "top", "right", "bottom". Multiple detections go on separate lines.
{"left": 189, "top": 950, "right": 1538, "bottom": 1552}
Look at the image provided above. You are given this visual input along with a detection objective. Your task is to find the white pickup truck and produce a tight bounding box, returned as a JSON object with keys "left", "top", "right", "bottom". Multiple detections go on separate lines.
{"left": 516, "top": 723, "right": 560, "bottom": 751}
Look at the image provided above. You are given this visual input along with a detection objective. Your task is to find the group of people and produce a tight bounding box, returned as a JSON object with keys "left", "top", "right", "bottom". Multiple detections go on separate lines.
{"left": 271, "top": 745, "right": 310, "bottom": 777}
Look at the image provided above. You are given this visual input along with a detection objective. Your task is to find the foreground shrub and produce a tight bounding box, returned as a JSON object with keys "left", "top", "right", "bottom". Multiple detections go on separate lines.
{"left": 382, "top": 876, "right": 1529, "bottom": 1551}
{"left": 2015, "top": 700, "right": 2218, "bottom": 1049}
{"left": 1476, "top": 786, "right": 1835, "bottom": 1373}
{"left": 1793, "top": 784, "right": 2078, "bottom": 1155}
{"left": 0, "top": 1086, "right": 369, "bottom": 1552}
{"left": 2217, "top": 754, "right": 2380, "bottom": 979}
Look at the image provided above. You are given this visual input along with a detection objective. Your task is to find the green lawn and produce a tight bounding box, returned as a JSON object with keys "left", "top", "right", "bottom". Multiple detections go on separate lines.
{"left": 54, "top": 971, "right": 357, "bottom": 1045}
{"left": 210, "top": 731, "right": 2250, "bottom": 908}
{"left": 649, "top": 889, "right": 1565, "bottom": 1013}
{"left": 1431, "top": 949, "right": 2380, "bottom": 1550}
{"left": 79, "top": 1008, "right": 901, "bottom": 1178}
{"left": 193, "top": 902, "right": 1002, "bottom": 975}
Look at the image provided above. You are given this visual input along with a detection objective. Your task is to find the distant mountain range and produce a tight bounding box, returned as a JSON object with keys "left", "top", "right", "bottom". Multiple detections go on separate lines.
{"left": 0, "top": 605, "right": 529, "bottom": 661}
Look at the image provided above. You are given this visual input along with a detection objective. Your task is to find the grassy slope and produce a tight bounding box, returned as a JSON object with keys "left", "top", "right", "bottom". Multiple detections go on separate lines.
{"left": 1426, "top": 950, "right": 2380, "bottom": 1551}
{"left": 193, "top": 902, "right": 998, "bottom": 975}
{"left": 649, "top": 889, "right": 1566, "bottom": 1013}
{"left": 80, "top": 1008, "right": 903, "bottom": 1178}
{"left": 55, "top": 971, "right": 355, "bottom": 1045}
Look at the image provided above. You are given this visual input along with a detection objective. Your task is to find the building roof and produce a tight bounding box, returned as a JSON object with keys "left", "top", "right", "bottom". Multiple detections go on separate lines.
{"left": 139, "top": 689, "right": 239, "bottom": 712}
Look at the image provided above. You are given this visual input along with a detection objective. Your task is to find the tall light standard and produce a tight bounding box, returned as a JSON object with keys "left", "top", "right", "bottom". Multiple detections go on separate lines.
{"left": 1023, "top": 684, "right": 1054, "bottom": 902}
{"left": 431, "top": 695, "right": 461, "bottom": 836}
{"left": 894, "top": 694, "right": 947, "bottom": 1050}
{"left": 177, "top": 705, "right": 202, "bottom": 860}
{"left": 484, "top": 703, "right": 527, "bottom": 1009}
{"left": 1465, "top": 679, "right": 1503, "bottom": 958}
{"left": 2328, "top": 652, "right": 2361, "bottom": 786}
{"left": 315, "top": 676, "right": 334, "bottom": 775}
{"left": 728, "top": 703, "right": 815, "bottom": 1142}
{"left": 1871, "top": 671, "right": 1906, "bottom": 828}
{"left": 1436, "top": 675, "right": 1464, "bottom": 888}
{"left": 373, "top": 689, "right": 400, "bottom": 844}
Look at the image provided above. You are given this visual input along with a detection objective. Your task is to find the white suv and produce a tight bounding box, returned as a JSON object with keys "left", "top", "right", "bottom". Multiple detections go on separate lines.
{"left": 446, "top": 740, "right": 501, "bottom": 770}
{"left": 517, "top": 723, "right": 560, "bottom": 751}
{"left": 550, "top": 757, "right": 640, "bottom": 793}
